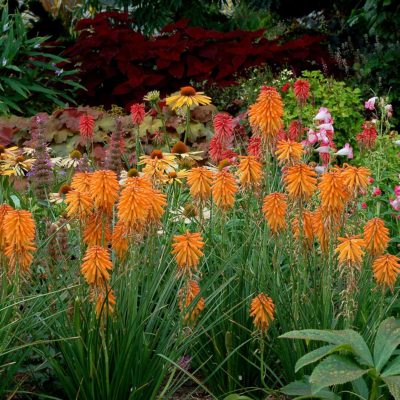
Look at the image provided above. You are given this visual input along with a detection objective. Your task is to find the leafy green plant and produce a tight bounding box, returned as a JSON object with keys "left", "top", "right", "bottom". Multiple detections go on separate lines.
{"left": 0, "top": 5, "right": 82, "bottom": 115}
{"left": 280, "top": 317, "right": 400, "bottom": 399}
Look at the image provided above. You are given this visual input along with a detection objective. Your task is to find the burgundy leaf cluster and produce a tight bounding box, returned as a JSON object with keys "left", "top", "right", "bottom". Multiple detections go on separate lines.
{"left": 66, "top": 13, "right": 329, "bottom": 110}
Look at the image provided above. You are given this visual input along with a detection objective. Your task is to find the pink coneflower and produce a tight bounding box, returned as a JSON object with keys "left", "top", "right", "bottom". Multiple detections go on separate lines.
{"left": 213, "top": 112, "right": 234, "bottom": 145}
{"left": 79, "top": 115, "right": 95, "bottom": 140}
{"left": 130, "top": 103, "right": 145, "bottom": 125}
{"left": 294, "top": 79, "right": 310, "bottom": 104}
{"left": 247, "top": 136, "right": 262, "bottom": 159}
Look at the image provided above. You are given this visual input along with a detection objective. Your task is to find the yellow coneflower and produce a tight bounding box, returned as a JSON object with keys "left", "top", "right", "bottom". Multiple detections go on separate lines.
{"left": 139, "top": 150, "right": 177, "bottom": 174}
{"left": 3, "top": 209, "right": 36, "bottom": 274}
{"left": 262, "top": 193, "right": 287, "bottom": 234}
{"left": 166, "top": 86, "right": 211, "bottom": 110}
{"left": 250, "top": 293, "right": 275, "bottom": 332}
{"left": 284, "top": 163, "right": 317, "bottom": 201}
{"left": 292, "top": 210, "right": 314, "bottom": 247}
{"left": 319, "top": 168, "right": 349, "bottom": 216}
{"left": 171, "top": 231, "right": 205, "bottom": 275}
{"left": 373, "top": 254, "right": 400, "bottom": 290}
{"left": 275, "top": 139, "right": 303, "bottom": 164}
{"left": 237, "top": 156, "right": 263, "bottom": 187}
{"left": 341, "top": 164, "right": 371, "bottom": 196}
{"left": 335, "top": 235, "right": 365, "bottom": 270}
{"left": 163, "top": 170, "right": 189, "bottom": 185}
{"left": 312, "top": 208, "right": 330, "bottom": 253}
{"left": 92, "top": 285, "right": 116, "bottom": 317}
{"left": 248, "top": 86, "right": 283, "bottom": 144}
{"left": 363, "top": 217, "right": 390, "bottom": 257}
{"left": 0, "top": 204, "right": 13, "bottom": 252}
{"left": 111, "top": 220, "right": 129, "bottom": 260}
{"left": 187, "top": 167, "right": 213, "bottom": 201}
{"left": 178, "top": 280, "right": 205, "bottom": 323}
{"left": 65, "top": 190, "right": 93, "bottom": 220}
{"left": 117, "top": 182, "right": 151, "bottom": 229}
{"left": 212, "top": 170, "right": 238, "bottom": 210}
{"left": 90, "top": 170, "right": 119, "bottom": 215}
{"left": 81, "top": 245, "right": 113, "bottom": 285}
{"left": 83, "top": 214, "right": 112, "bottom": 246}
{"left": 71, "top": 171, "right": 93, "bottom": 194}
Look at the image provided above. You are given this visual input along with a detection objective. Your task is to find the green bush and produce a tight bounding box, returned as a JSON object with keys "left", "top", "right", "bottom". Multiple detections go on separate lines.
{"left": 0, "top": 5, "right": 82, "bottom": 116}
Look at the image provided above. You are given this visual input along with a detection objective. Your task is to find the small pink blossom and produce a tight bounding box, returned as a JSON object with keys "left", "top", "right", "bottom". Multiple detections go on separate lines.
{"left": 361, "top": 202, "right": 367, "bottom": 209}
{"left": 368, "top": 177, "right": 375, "bottom": 184}
{"left": 365, "top": 97, "right": 377, "bottom": 110}
{"left": 315, "top": 146, "right": 330, "bottom": 154}
{"left": 385, "top": 104, "right": 393, "bottom": 118}
{"left": 394, "top": 186, "right": 400, "bottom": 197}
{"left": 314, "top": 107, "right": 332, "bottom": 124}
{"left": 390, "top": 198, "right": 400, "bottom": 212}
{"left": 372, "top": 187, "right": 382, "bottom": 197}
{"left": 335, "top": 143, "right": 353, "bottom": 159}
{"left": 307, "top": 129, "right": 318, "bottom": 144}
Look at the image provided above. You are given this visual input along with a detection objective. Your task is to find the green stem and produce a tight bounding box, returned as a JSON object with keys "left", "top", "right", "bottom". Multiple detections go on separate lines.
{"left": 136, "top": 125, "right": 141, "bottom": 170}
{"left": 183, "top": 107, "right": 191, "bottom": 145}
{"left": 369, "top": 377, "right": 378, "bottom": 400}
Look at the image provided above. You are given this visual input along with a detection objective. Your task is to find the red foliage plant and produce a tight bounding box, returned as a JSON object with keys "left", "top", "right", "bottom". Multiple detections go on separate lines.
{"left": 65, "top": 13, "right": 329, "bottom": 110}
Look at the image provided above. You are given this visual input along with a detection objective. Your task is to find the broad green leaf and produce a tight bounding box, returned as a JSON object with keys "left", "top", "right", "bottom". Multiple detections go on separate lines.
{"left": 352, "top": 377, "right": 369, "bottom": 399}
{"left": 280, "top": 329, "right": 373, "bottom": 366}
{"left": 382, "top": 355, "right": 400, "bottom": 377}
{"left": 223, "top": 395, "right": 254, "bottom": 400}
{"left": 281, "top": 378, "right": 340, "bottom": 400}
{"left": 374, "top": 317, "right": 400, "bottom": 372}
{"left": 383, "top": 376, "right": 400, "bottom": 400}
{"left": 9, "top": 195, "right": 20, "bottom": 209}
{"left": 309, "top": 355, "right": 368, "bottom": 392}
{"left": 295, "top": 344, "right": 351, "bottom": 372}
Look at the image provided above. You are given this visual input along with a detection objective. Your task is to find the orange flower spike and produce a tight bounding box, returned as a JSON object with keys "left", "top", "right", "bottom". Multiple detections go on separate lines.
{"left": 250, "top": 293, "right": 275, "bottom": 332}
{"left": 118, "top": 183, "right": 151, "bottom": 228}
{"left": 187, "top": 167, "right": 213, "bottom": 201}
{"left": 275, "top": 139, "right": 303, "bottom": 164}
{"left": 262, "top": 193, "right": 287, "bottom": 233}
{"left": 111, "top": 220, "right": 129, "bottom": 260}
{"left": 284, "top": 163, "right": 317, "bottom": 201}
{"left": 341, "top": 164, "right": 371, "bottom": 195}
{"left": 65, "top": 190, "right": 93, "bottom": 220}
{"left": 71, "top": 171, "right": 93, "bottom": 194}
{"left": 373, "top": 254, "right": 400, "bottom": 290}
{"left": 363, "top": 217, "right": 390, "bottom": 257}
{"left": 94, "top": 286, "right": 116, "bottom": 317}
{"left": 83, "top": 214, "right": 112, "bottom": 246}
{"left": 319, "top": 168, "right": 349, "bottom": 215}
{"left": 248, "top": 86, "right": 283, "bottom": 143}
{"left": 335, "top": 235, "right": 365, "bottom": 270}
{"left": 147, "top": 188, "right": 167, "bottom": 223}
{"left": 312, "top": 208, "right": 330, "bottom": 253}
{"left": 3, "top": 209, "right": 36, "bottom": 273}
{"left": 237, "top": 156, "right": 263, "bottom": 187}
{"left": 90, "top": 170, "right": 119, "bottom": 215}
{"left": 171, "top": 231, "right": 205, "bottom": 274}
{"left": 178, "top": 280, "right": 205, "bottom": 323}
{"left": 292, "top": 210, "right": 314, "bottom": 247}
{"left": 0, "top": 204, "right": 13, "bottom": 251}
{"left": 212, "top": 170, "right": 238, "bottom": 210}
{"left": 81, "top": 245, "right": 113, "bottom": 285}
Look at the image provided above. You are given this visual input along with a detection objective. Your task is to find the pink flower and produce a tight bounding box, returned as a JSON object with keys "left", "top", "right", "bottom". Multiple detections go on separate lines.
{"left": 361, "top": 202, "right": 367, "bottom": 209}
{"left": 294, "top": 79, "right": 310, "bottom": 104}
{"left": 335, "top": 143, "right": 353, "bottom": 159}
{"left": 372, "top": 187, "right": 382, "bottom": 197}
{"left": 390, "top": 198, "right": 400, "bottom": 212}
{"left": 79, "top": 115, "right": 94, "bottom": 140}
{"left": 315, "top": 146, "right": 330, "bottom": 154}
{"left": 213, "top": 112, "right": 234, "bottom": 145}
{"left": 394, "top": 186, "right": 400, "bottom": 197}
{"left": 307, "top": 129, "right": 318, "bottom": 144}
{"left": 368, "top": 177, "right": 375, "bottom": 184}
{"left": 314, "top": 107, "right": 332, "bottom": 124}
{"left": 365, "top": 97, "right": 377, "bottom": 111}
{"left": 130, "top": 103, "right": 145, "bottom": 125}
{"left": 385, "top": 104, "right": 393, "bottom": 118}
